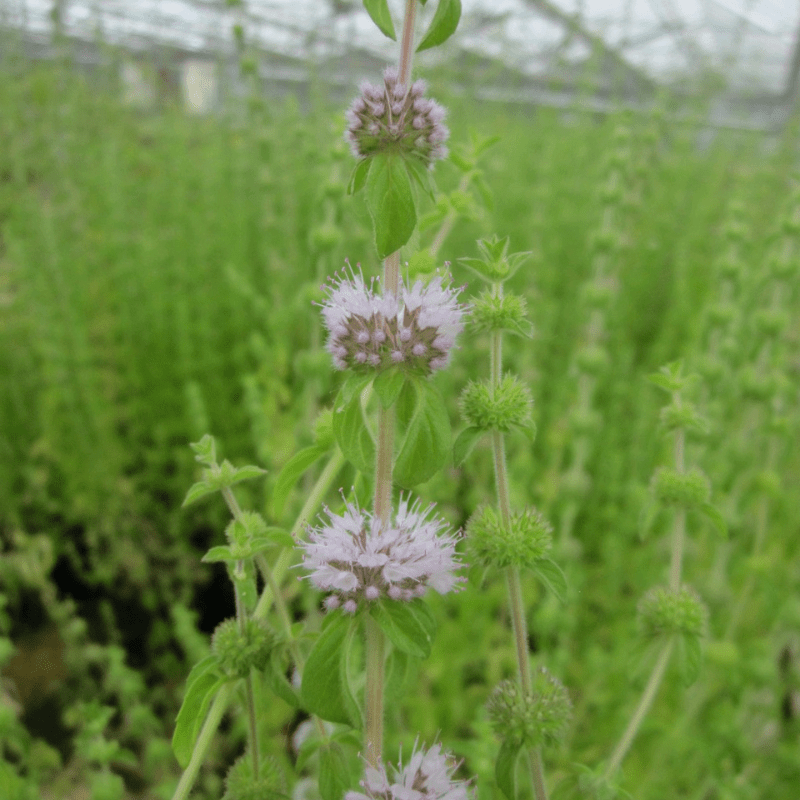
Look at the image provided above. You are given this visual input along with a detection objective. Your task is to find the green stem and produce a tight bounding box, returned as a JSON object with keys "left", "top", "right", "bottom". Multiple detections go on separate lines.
{"left": 490, "top": 301, "right": 548, "bottom": 800}
{"left": 171, "top": 683, "right": 233, "bottom": 800}
{"left": 365, "top": 614, "right": 386, "bottom": 766}
{"left": 604, "top": 637, "right": 675, "bottom": 780}
{"left": 171, "top": 450, "right": 345, "bottom": 800}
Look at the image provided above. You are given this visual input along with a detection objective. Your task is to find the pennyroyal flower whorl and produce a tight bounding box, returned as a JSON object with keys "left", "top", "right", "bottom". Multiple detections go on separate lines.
{"left": 346, "top": 742, "right": 472, "bottom": 800}
{"left": 345, "top": 67, "right": 449, "bottom": 167}
{"left": 320, "top": 266, "right": 466, "bottom": 375}
{"left": 300, "top": 497, "right": 463, "bottom": 612}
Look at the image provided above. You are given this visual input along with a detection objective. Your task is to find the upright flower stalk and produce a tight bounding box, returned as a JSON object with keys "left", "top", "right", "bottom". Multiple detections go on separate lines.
{"left": 458, "top": 239, "right": 570, "bottom": 800}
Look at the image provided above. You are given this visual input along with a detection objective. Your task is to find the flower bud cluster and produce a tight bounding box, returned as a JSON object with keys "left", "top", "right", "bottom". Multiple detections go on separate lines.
{"left": 212, "top": 618, "right": 276, "bottom": 679}
{"left": 467, "top": 505, "right": 552, "bottom": 570}
{"left": 659, "top": 401, "right": 706, "bottom": 433}
{"left": 652, "top": 466, "right": 710, "bottom": 507}
{"left": 346, "top": 742, "right": 472, "bottom": 800}
{"left": 320, "top": 267, "right": 466, "bottom": 376}
{"left": 638, "top": 585, "right": 708, "bottom": 639}
{"left": 224, "top": 753, "right": 284, "bottom": 800}
{"left": 469, "top": 291, "right": 531, "bottom": 337}
{"left": 459, "top": 376, "right": 533, "bottom": 433}
{"left": 301, "top": 497, "right": 463, "bottom": 612}
{"left": 345, "top": 67, "right": 449, "bottom": 167}
{"left": 486, "top": 670, "right": 572, "bottom": 748}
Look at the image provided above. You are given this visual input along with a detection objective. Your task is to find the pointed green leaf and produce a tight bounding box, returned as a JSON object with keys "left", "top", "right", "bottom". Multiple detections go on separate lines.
{"left": 348, "top": 158, "right": 372, "bottom": 195}
{"left": 339, "top": 372, "right": 374, "bottom": 406}
{"left": 202, "top": 546, "right": 235, "bottom": 563}
{"left": 268, "top": 648, "right": 299, "bottom": 708}
{"left": 363, "top": 0, "right": 396, "bottom": 40}
{"left": 373, "top": 370, "right": 406, "bottom": 409}
{"left": 229, "top": 464, "right": 267, "bottom": 485}
{"left": 189, "top": 435, "right": 217, "bottom": 466}
{"left": 333, "top": 382, "right": 376, "bottom": 475}
{"left": 404, "top": 157, "right": 437, "bottom": 202}
{"left": 301, "top": 613, "right": 353, "bottom": 725}
{"left": 366, "top": 154, "right": 417, "bottom": 259}
{"left": 495, "top": 738, "right": 521, "bottom": 800}
{"left": 273, "top": 445, "right": 327, "bottom": 517}
{"left": 319, "top": 744, "right": 353, "bottom": 800}
{"left": 532, "top": 558, "right": 567, "bottom": 602}
{"left": 384, "top": 648, "right": 412, "bottom": 702}
{"left": 452, "top": 426, "right": 484, "bottom": 467}
{"left": 182, "top": 481, "right": 218, "bottom": 508}
{"left": 372, "top": 598, "right": 436, "bottom": 659}
{"left": 251, "top": 527, "right": 296, "bottom": 550}
{"left": 417, "top": 0, "right": 462, "bottom": 52}
{"left": 394, "top": 379, "right": 451, "bottom": 488}
{"left": 172, "top": 669, "right": 226, "bottom": 769}
{"left": 678, "top": 634, "right": 702, "bottom": 686}
{"left": 699, "top": 502, "right": 727, "bottom": 538}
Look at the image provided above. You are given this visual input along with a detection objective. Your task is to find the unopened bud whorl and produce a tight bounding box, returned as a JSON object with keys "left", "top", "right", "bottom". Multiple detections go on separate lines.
{"left": 300, "top": 496, "right": 463, "bottom": 611}
{"left": 345, "top": 67, "right": 449, "bottom": 167}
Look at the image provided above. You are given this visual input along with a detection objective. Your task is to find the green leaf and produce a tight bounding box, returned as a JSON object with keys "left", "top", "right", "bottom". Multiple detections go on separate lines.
{"left": 404, "top": 157, "right": 437, "bottom": 202}
{"left": 698, "top": 502, "right": 728, "bottom": 538}
{"left": 229, "top": 464, "right": 267, "bottom": 485}
{"left": 495, "top": 738, "right": 521, "bottom": 800}
{"left": 532, "top": 558, "right": 567, "bottom": 602}
{"left": 366, "top": 154, "right": 417, "bottom": 259}
{"left": 301, "top": 613, "right": 353, "bottom": 725}
{"left": 251, "top": 527, "right": 296, "bottom": 550}
{"left": 341, "top": 619, "right": 364, "bottom": 729}
{"left": 452, "top": 426, "right": 484, "bottom": 467}
{"left": 394, "top": 379, "right": 451, "bottom": 488}
{"left": 319, "top": 744, "right": 352, "bottom": 800}
{"left": 372, "top": 599, "right": 436, "bottom": 659}
{"left": 273, "top": 445, "right": 327, "bottom": 517}
{"left": 363, "top": 0, "right": 396, "bottom": 40}
{"left": 201, "top": 545, "right": 235, "bottom": 563}
{"left": 182, "top": 481, "right": 218, "bottom": 508}
{"left": 339, "top": 372, "right": 374, "bottom": 407}
{"left": 333, "top": 382, "right": 376, "bottom": 475}
{"left": 172, "top": 667, "right": 225, "bottom": 769}
{"left": 190, "top": 434, "right": 217, "bottom": 466}
{"left": 348, "top": 158, "right": 372, "bottom": 195}
{"left": 678, "top": 634, "right": 703, "bottom": 686}
{"left": 384, "top": 647, "right": 412, "bottom": 702}
{"left": 268, "top": 648, "right": 299, "bottom": 708}
{"left": 373, "top": 370, "right": 406, "bottom": 409}
{"left": 417, "top": 0, "right": 462, "bottom": 52}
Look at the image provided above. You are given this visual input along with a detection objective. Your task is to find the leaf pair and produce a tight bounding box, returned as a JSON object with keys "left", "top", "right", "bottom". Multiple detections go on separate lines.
{"left": 364, "top": 0, "right": 461, "bottom": 53}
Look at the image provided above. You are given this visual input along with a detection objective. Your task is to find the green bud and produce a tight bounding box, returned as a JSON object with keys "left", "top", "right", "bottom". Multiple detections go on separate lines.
{"left": 575, "top": 345, "right": 609, "bottom": 376}
{"left": 212, "top": 618, "right": 277, "bottom": 679}
{"left": 459, "top": 376, "right": 533, "bottom": 433}
{"left": 753, "top": 308, "right": 789, "bottom": 337}
{"left": 582, "top": 280, "right": 614, "bottom": 309}
{"left": 309, "top": 224, "right": 343, "bottom": 252}
{"left": 459, "top": 235, "right": 532, "bottom": 284}
{"left": 467, "top": 505, "right": 552, "bottom": 570}
{"left": 740, "top": 368, "right": 774, "bottom": 402}
{"left": 570, "top": 409, "right": 601, "bottom": 437}
{"left": 470, "top": 290, "right": 532, "bottom": 337}
{"left": 753, "top": 469, "right": 781, "bottom": 498}
{"left": 638, "top": 585, "right": 708, "bottom": 640}
{"left": 232, "top": 24, "right": 245, "bottom": 46}
{"left": 240, "top": 55, "right": 258, "bottom": 76}
{"left": 590, "top": 228, "right": 618, "bottom": 255}
{"left": 89, "top": 771, "right": 125, "bottom": 800}
{"left": 659, "top": 402, "right": 707, "bottom": 434}
{"left": 652, "top": 466, "right": 710, "bottom": 507}
{"left": 486, "top": 670, "right": 572, "bottom": 748}
{"left": 224, "top": 753, "right": 285, "bottom": 800}
{"left": 707, "top": 303, "right": 737, "bottom": 327}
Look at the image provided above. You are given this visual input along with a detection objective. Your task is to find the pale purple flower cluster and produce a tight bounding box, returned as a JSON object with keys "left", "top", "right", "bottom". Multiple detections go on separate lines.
{"left": 320, "top": 267, "right": 466, "bottom": 376}
{"left": 346, "top": 743, "right": 472, "bottom": 800}
{"left": 300, "top": 497, "right": 463, "bottom": 612}
{"left": 345, "top": 67, "right": 449, "bottom": 167}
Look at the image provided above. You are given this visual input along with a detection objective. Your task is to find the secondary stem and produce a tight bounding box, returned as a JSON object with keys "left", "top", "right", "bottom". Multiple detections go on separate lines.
{"left": 605, "top": 638, "right": 675, "bottom": 779}
{"left": 489, "top": 299, "right": 549, "bottom": 800}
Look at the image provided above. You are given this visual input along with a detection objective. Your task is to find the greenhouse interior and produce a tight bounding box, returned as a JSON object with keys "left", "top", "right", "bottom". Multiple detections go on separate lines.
{"left": 1, "top": 2, "right": 799, "bottom": 800}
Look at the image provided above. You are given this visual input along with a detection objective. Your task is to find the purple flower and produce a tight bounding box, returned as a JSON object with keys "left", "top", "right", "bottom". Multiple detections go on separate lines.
{"left": 346, "top": 742, "right": 473, "bottom": 800}
{"left": 345, "top": 67, "right": 449, "bottom": 167}
{"left": 319, "top": 267, "right": 467, "bottom": 375}
{"left": 300, "top": 497, "right": 463, "bottom": 611}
